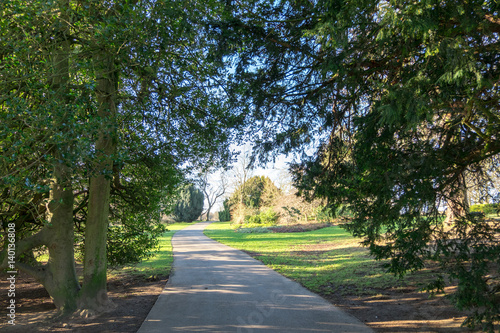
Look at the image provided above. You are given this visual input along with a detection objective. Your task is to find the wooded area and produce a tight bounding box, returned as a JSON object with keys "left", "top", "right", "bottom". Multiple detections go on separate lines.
{"left": 1, "top": 0, "right": 499, "bottom": 330}
{"left": 1, "top": 0, "right": 239, "bottom": 316}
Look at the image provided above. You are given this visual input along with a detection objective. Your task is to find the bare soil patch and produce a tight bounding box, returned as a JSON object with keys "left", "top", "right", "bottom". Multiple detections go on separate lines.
{"left": 0, "top": 271, "right": 166, "bottom": 332}
{"left": 324, "top": 286, "right": 477, "bottom": 332}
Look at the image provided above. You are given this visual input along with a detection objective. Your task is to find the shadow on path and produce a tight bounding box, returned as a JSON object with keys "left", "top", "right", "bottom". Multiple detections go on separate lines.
{"left": 137, "top": 221, "right": 373, "bottom": 333}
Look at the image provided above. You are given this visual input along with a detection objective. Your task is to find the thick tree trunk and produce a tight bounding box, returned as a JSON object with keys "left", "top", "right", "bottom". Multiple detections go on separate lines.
{"left": 78, "top": 55, "right": 117, "bottom": 313}
{"left": 43, "top": 159, "right": 81, "bottom": 314}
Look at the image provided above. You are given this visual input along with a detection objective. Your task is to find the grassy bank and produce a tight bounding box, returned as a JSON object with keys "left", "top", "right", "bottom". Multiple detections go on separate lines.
{"left": 110, "top": 222, "right": 192, "bottom": 278}
{"left": 204, "top": 221, "right": 429, "bottom": 295}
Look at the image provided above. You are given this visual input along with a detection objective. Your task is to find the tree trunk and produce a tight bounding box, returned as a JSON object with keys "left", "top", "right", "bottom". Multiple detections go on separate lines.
{"left": 43, "top": 159, "right": 81, "bottom": 314}
{"left": 444, "top": 172, "right": 469, "bottom": 225}
{"left": 4, "top": 164, "right": 80, "bottom": 316}
{"left": 78, "top": 55, "right": 117, "bottom": 313}
{"left": 41, "top": 2, "right": 80, "bottom": 314}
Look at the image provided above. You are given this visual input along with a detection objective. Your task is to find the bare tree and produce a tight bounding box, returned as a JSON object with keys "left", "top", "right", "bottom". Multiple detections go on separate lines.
{"left": 274, "top": 169, "right": 294, "bottom": 195}
{"left": 466, "top": 155, "right": 500, "bottom": 205}
{"left": 230, "top": 148, "right": 253, "bottom": 204}
{"left": 226, "top": 148, "right": 256, "bottom": 223}
{"left": 197, "top": 169, "right": 228, "bottom": 221}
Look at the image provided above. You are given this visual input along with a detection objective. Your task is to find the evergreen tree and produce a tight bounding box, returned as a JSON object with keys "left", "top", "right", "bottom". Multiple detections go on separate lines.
{"left": 218, "top": 199, "right": 232, "bottom": 222}
{"left": 173, "top": 185, "right": 205, "bottom": 222}
{"left": 214, "top": 0, "right": 500, "bottom": 329}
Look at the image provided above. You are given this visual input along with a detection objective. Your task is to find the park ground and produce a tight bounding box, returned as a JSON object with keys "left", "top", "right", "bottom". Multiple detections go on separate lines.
{"left": 0, "top": 221, "right": 479, "bottom": 332}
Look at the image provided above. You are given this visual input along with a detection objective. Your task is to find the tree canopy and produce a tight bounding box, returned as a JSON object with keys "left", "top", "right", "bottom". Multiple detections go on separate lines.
{"left": 1, "top": 0, "right": 241, "bottom": 315}
{"left": 2, "top": 0, "right": 500, "bottom": 329}
{"left": 214, "top": 0, "right": 500, "bottom": 330}
{"left": 229, "top": 175, "right": 280, "bottom": 209}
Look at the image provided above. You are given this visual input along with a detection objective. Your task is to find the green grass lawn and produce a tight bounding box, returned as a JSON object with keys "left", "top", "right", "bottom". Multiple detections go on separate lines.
{"left": 204, "top": 221, "right": 429, "bottom": 296}
{"left": 110, "top": 222, "right": 192, "bottom": 278}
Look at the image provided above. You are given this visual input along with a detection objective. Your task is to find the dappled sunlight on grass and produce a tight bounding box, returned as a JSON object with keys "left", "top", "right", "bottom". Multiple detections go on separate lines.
{"left": 110, "top": 222, "right": 192, "bottom": 278}
{"left": 205, "top": 221, "right": 423, "bottom": 296}
{"left": 205, "top": 222, "right": 482, "bottom": 332}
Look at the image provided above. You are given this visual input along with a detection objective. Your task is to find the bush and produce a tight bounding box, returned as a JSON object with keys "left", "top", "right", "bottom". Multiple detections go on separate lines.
{"left": 334, "top": 204, "right": 354, "bottom": 218}
{"left": 218, "top": 209, "right": 230, "bottom": 222}
{"left": 243, "top": 208, "right": 278, "bottom": 225}
{"left": 106, "top": 223, "right": 167, "bottom": 267}
{"left": 470, "top": 203, "right": 499, "bottom": 215}
{"left": 245, "top": 214, "right": 261, "bottom": 224}
{"left": 315, "top": 206, "right": 335, "bottom": 223}
{"left": 259, "top": 208, "right": 278, "bottom": 224}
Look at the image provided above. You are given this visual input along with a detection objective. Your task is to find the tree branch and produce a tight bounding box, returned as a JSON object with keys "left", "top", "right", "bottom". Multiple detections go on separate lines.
{"left": 15, "top": 262, "right": 48, "bottom": 283}
{"left": 0, "top": 228, "right": 49, "bottom": 271}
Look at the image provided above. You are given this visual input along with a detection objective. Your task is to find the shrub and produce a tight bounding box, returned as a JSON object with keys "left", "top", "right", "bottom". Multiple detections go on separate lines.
{"left": 243, "top": 208, "right": 278, "bottom": 225}
{"left": 334, "top": 204, "right": 354, "bottom": 218}
{"left": 259, "top": 208, "right": 278, "bottom": 225}
{"left": 106, "top": 223, "right": 167, "bottom": 267}
{"left": 245, "top": 214, "right": 261, "bottom": 224}
{"left": 315, "top": 206, "right": 335, "bottom": 223}
{"left": 470, "top": 203, "right": 499, "bottom": 215}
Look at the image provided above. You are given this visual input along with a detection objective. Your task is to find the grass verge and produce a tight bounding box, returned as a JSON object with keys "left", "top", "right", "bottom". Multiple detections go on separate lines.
{"left": 204, "top": 221, "right": 432, "bottom": 296}
{"left": 109, "top": 222, "right": 192, "bottom": 279}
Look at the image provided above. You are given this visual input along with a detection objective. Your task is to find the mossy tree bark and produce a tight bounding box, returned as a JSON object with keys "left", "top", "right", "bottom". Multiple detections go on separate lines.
{"left": 43, "top": 158, "right": 81, "bottom": 314}
{"left": 12, "top": 159, "right": 81, "bottom": 315}
{"left": 78, "top": 54, "right": 117, "bottom": 313}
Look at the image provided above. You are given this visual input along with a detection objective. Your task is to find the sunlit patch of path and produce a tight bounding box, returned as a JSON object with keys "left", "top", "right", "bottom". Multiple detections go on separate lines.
{"left": 137, "top": 221, "right": 373, "bottom": 333}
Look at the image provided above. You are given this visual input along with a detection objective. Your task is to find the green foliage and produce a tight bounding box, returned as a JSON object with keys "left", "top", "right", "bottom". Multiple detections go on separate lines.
{"left": 172, "top": 184, "right": 205, "bottom": 223}
{"left": 229, "top": 176, "right": 281, "bottom": 224}
{"left": 258, "top": 208, "right": 279, "bottom": 225}
{"left": 217, "top": 199, "right": 232, "bottom": 222}
{"left": 243, "top": 208, "right": 278, "bottom": 225}
{"left": 470, "top": 204, "right": 499, "bottom": 216}
{"left": 105, "top": 163, "right": 178, "bottom": 266}
{"left": 218, "top": 210, "right": 231, "bottom": 222}
{"left": 115, "top": 222, "right": 191, "bottom": 278}
{"left": 216, "top": 0, "right": 500, "bottom": 329}
{"left": 106, "top": 223, "right": 167, "bottom": 267}
{"left": 244, "top": 214, "right": 260, "bottom": 224}
{"left": 315, "top": 206, "right": 335, "bottom": 223}
{"left": 334, "top": 205, "right": 353, "bottom": 219}
{"left": 1, "top": 0, "right": 242, "bottom": 312}
{"left": 230, "top": 176, "right": 279, "bottom": 209}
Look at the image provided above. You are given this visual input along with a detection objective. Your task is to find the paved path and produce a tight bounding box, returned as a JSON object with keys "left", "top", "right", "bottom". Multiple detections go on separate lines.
{"left": 137, "top": 221, "right": 373, "bottom": 333}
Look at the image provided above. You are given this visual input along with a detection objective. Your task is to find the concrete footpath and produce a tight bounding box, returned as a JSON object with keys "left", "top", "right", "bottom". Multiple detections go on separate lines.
{"left": 137, "top": 221, "right": 373, "bottom": 333}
